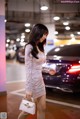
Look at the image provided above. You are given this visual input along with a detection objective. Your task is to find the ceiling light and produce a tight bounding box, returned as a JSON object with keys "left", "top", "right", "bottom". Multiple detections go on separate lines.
{"left": 4, "top": 19, "right": 7, "bottom": 22}
{"left": 54, "top": 31, "right": 58, "bottom": 35}
{"left": 7, "top": 39, "right": 10, "bottom": 43}
{"left": 21, "top": 35, "right": 25, "bottom": 39}
{"left": 65, "top": 26, "right": 70, "bottom": 30}
{"left": 21, "top": 33, "right": 25, "bottom": 38}
{"left": 16, "top": 38, "right": 20, "bottom": 42}
{"left": 25, "top": 29, "right": 30, "bottom": 33}
{"left": 63, "top": 21, "right": 69, "bottom": 26}
{"left": 40, "top": 5, "right": 48, "bottom": 11}
{"left": 6, "top": 43, "right": 9, "bottom": 47}
{"left": 77, "top": 32, "right": 80, "bottom": 35}
{"left": 53, "top": 16, "right": 60, "bottom": 21}
{"left": 25, "top": 23, "right": 30, "bottom": 27}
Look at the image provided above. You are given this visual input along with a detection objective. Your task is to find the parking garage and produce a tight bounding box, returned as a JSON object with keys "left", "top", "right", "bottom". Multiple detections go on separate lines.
{"left": 0, "top": 0, "right": 80, "bottom": 119}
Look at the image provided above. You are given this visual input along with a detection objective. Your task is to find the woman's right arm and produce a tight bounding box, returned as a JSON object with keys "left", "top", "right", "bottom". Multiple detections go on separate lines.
{"left": 25, "top": 44, "right": 33, "bottom": 100}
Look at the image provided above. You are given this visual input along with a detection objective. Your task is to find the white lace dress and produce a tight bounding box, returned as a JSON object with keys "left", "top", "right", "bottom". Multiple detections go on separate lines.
{"left": 25, "top": 44, "right": 46, "bottom": 99}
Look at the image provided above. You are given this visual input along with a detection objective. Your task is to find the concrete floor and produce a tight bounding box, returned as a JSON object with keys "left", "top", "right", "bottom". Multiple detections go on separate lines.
{"left": 6, "top": 81, "right": 80, "bottom": 119}
{"left": 0, "top": 94, "right": 7, "bottom": 116}
{"left": 4, "top": 61, "right": 80, "bottom": 119}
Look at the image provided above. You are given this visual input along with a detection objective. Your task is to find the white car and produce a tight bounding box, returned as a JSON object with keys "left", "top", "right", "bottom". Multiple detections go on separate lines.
{"left": 6, "top": 48, "right": 16, "bottom": 59}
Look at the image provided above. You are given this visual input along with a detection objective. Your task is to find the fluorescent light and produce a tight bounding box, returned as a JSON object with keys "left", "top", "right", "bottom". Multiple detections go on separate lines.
{"left": 25, "top": 23, "right": 30, "bottom": 27}
{"left": 40, "top": 5, "right": 48, "bottom": 11}
{"left": 6, "top": 43, "right": 9, "bottom": 47}
{"left": 16, "top": 38, "right": 20, "bottom": 42}
{"left": 21, "top": 33, "right": 25, "bottom": 38}
{"left": 63, "top": 21, "right": 69, "bottom": 26}
{"left": 7, "top": 39, "right": 10, "bottom": 43}
{"left": 25, "top": 29, "right": 30, "bottom": 33}
{"left": 54, "top": 31, "right": 58, "bottom": 35}
{"left": 21, "top": 35, "right": 25, "bottom": 39}
{"left": 65, "top": 26, "right": 70, "bottom": 30}
{"left": 53, "top": 16, "right": 60, "bottom": 21}
{"left": 4, "top": 19, "right": 7, "bottom": 22}
{"left": 77, "top": 32, "right": 80, "bottom": 35}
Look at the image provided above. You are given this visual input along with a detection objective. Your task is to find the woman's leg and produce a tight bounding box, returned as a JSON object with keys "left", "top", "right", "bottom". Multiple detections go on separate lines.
{"left": 18, "top": 111, "right": 29, "bottom": 119}
{"left": 36, "top": 95, "right": 46, "bottom": 119}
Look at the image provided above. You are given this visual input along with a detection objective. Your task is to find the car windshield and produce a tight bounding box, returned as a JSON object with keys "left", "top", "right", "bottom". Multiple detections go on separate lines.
{"left": 47, "top": 44, "right": 80, "bottom": 57}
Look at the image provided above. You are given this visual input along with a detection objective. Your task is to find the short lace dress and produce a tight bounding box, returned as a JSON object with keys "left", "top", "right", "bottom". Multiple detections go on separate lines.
{"left": 25, "top": 44, "right": 46, "bottom": 99}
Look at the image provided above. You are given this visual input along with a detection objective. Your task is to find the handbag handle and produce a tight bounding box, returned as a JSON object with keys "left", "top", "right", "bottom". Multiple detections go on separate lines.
{"left": 23, "top": 97, "right": 34, "bottom": 102}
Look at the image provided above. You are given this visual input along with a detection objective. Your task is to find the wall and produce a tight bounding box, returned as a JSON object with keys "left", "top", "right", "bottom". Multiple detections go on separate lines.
{"left": 54, "top": 39, "right": 80, "bottom": 46}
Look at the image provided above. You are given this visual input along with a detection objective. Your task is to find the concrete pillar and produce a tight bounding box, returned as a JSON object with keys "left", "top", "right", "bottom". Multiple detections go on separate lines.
{"left": 0, "top": 1, "right": 7, "bottom": 118}
{"left": 44, "top": 23, "right": 56, "bottom": 54}
{"left": 0, "top": 0, "right": 6, "bottom": 94}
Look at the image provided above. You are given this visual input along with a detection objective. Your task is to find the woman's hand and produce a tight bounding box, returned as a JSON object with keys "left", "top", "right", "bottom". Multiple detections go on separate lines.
{"left": 49, "top": 69, "right": 56, "bottom": 75}
{"left": 24, "top": 92, "right": 32, "bottom": 101}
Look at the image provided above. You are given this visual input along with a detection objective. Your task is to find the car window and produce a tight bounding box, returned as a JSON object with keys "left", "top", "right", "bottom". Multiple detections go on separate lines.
{"left": 47, "top": 45, "right": 80, "bottom": 57}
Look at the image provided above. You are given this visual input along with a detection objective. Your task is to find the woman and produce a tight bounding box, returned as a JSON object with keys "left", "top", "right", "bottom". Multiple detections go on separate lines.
{"left": 18, "top": 23, "right": 48, "bottom": 119}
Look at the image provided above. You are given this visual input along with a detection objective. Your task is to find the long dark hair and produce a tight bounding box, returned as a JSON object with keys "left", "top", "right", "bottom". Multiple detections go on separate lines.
{"left": 27, "top": 23, "right": 48, "bottom": 59}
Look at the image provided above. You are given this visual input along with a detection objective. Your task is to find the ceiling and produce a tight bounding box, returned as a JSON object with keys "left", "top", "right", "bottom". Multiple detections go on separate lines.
{"left": 5, "top": 0, "right": 80, "bottom": 41}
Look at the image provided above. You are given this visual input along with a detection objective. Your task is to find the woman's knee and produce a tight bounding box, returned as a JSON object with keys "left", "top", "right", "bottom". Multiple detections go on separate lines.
{"left": 42, "top": 105, "right": 46, "bottom": 112}
{"left": 37, "top": 95, "right": 46, "bottom": 112}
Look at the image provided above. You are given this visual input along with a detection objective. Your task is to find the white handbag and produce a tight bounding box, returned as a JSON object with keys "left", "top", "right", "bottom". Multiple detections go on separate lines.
{"left": 19, "top": 99, "right": 36, "bottom": 115}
